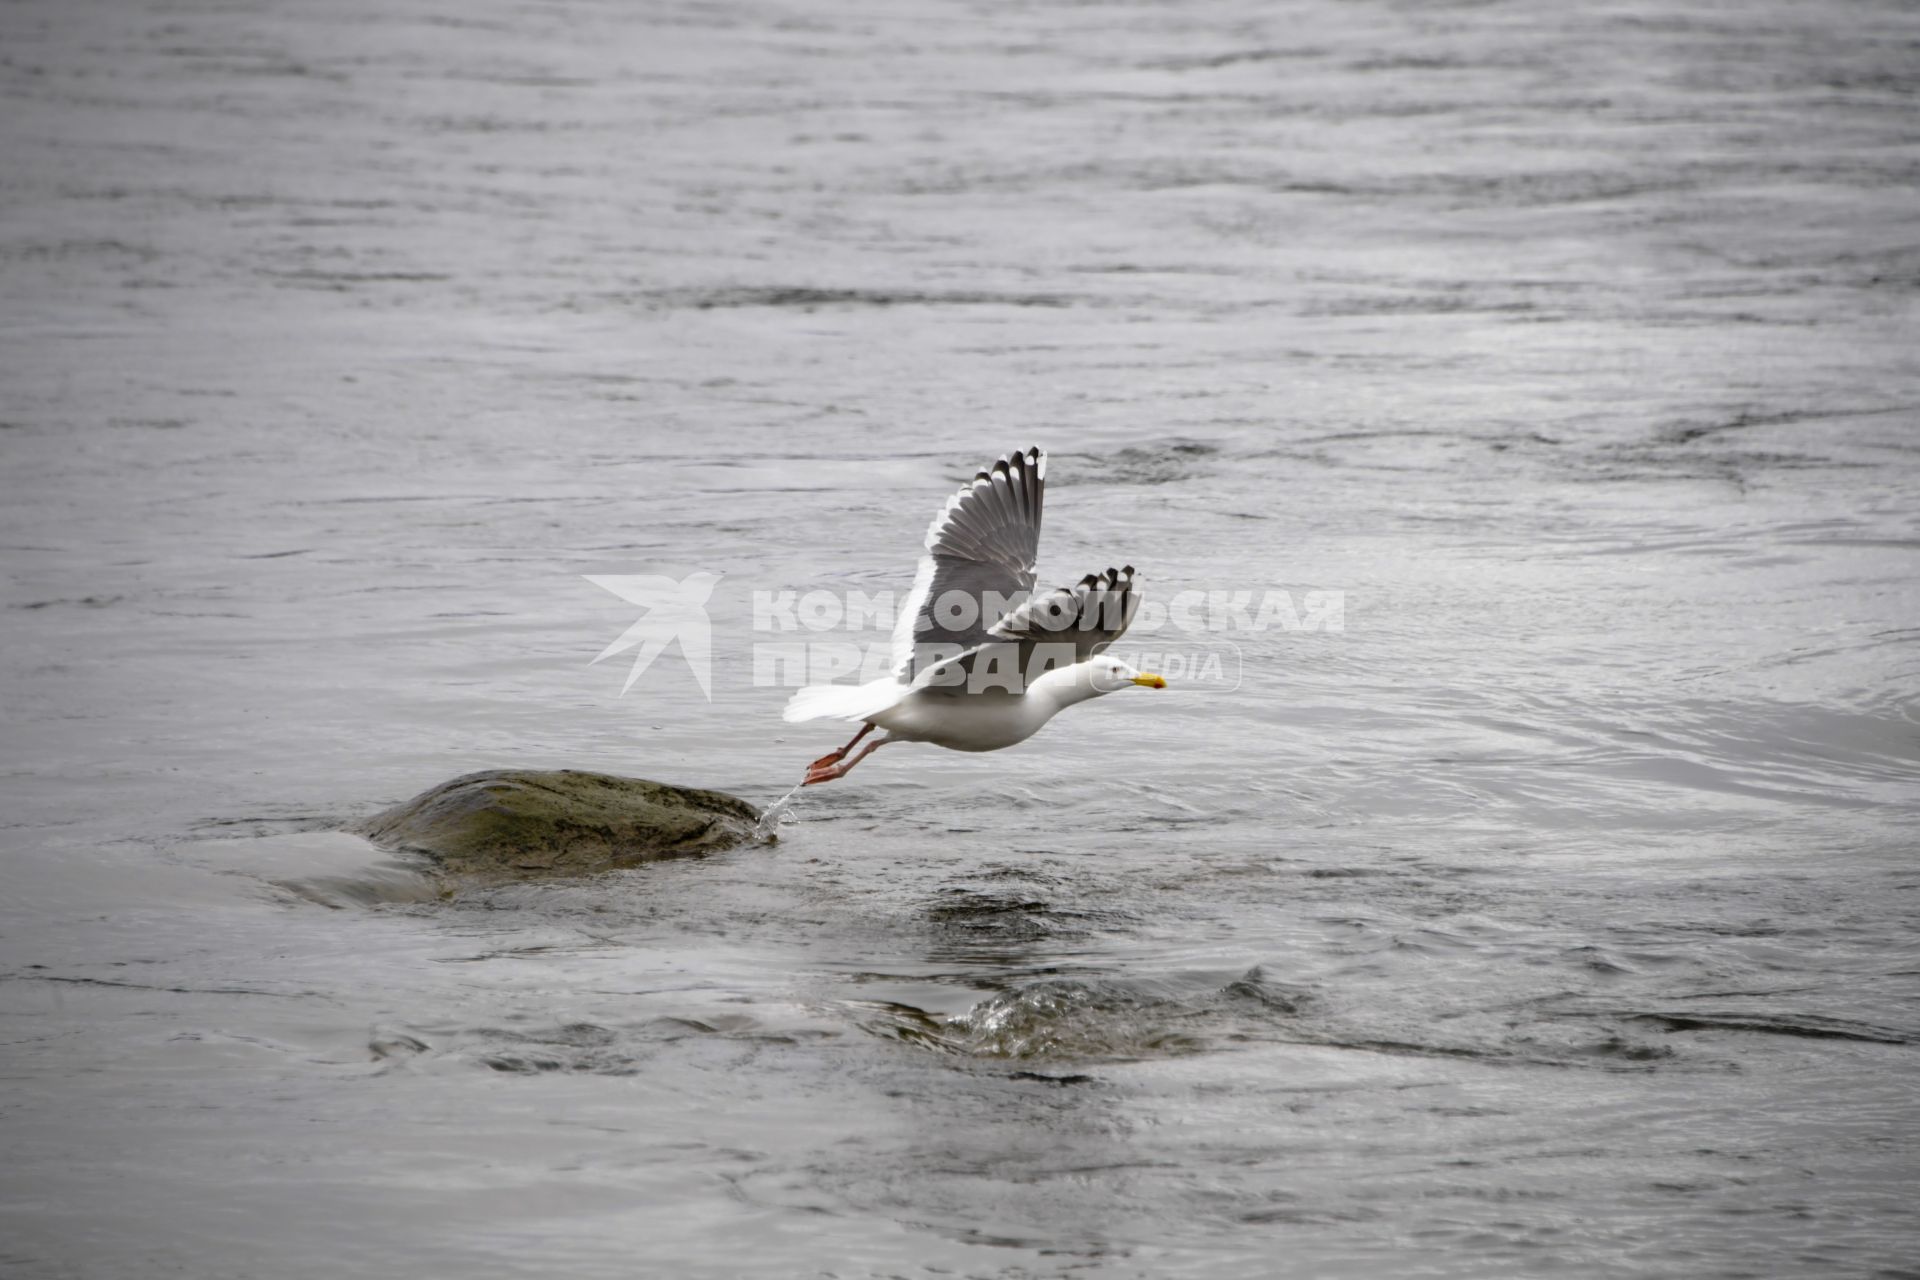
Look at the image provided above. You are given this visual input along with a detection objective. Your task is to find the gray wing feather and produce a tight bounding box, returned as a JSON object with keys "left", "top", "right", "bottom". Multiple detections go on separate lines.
{"left": 919, "top": 565, "right": 1141, "bottom": 696}
{"left": 891, "top": 447, "right": 1046, "bottom": 681}
{"left": 992, "top": 564, "right": 1139, "bottom": 657}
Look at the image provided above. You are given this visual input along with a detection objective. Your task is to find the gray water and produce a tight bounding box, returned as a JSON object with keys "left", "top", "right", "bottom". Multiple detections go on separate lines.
{"left": 3, "top": 0, "right": 1918, "bottom": 1276}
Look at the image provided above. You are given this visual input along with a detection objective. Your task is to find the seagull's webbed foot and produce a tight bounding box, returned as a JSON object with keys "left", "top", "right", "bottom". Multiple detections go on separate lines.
{"left": 803, "top": 723, "right": 873, "bottom": 783}
{"left": 801, "top": 730, "right": 892, "bottom": 786}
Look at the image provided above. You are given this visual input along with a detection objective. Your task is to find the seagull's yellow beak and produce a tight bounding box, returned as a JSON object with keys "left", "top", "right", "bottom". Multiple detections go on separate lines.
{"left": 1131, "top": 673, "right": 1167, "bottom": 689}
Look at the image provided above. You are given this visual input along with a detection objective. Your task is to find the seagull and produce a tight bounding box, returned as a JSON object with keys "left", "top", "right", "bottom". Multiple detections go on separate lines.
{"left": 784, "top": 446, "right": 1164, "bottom": 785}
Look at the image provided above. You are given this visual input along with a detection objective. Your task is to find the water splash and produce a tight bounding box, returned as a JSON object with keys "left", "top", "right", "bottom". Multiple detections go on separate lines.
{"left": 753, "top": 781, "right": 806, "bottom": 841}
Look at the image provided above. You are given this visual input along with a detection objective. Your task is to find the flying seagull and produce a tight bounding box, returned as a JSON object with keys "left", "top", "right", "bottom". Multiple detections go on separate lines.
{"left": 784, "top": 446, "right": 1164, "bottom": 785}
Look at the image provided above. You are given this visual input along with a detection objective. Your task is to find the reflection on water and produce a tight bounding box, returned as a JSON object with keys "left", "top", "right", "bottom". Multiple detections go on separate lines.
{"left": 3, "top": 0, "right": 1919, "bottom": 1274}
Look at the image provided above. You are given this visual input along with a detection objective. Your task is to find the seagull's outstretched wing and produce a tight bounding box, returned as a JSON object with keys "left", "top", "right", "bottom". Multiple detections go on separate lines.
{"left": 891, "top": 446, "right": 1046, "bottom": 682}
{"left": 993, "top": 564, "right": 1140, "bottom": 658}
{"left": 918, "top": 565, "right": 1141, "bottom": 697}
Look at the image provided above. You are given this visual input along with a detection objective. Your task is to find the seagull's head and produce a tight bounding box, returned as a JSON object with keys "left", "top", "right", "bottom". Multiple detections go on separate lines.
{"left": 1088, "top": 655, "right": 1167, "bottom": 695}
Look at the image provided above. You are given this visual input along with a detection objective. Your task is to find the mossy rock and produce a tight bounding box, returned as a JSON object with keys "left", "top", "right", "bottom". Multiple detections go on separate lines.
{"left": 357, "top": 769, "right": 763, "bottom": 881}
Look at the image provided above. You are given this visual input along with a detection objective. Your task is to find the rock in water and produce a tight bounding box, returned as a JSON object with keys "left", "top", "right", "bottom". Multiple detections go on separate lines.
{"left": 357, "top": 770, "right": 763, "bottom": 881}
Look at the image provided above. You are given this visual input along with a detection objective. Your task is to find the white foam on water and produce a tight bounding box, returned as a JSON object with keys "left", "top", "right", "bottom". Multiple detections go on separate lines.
{"left": 752, "top": 781, "right": 808, "bottom": 842}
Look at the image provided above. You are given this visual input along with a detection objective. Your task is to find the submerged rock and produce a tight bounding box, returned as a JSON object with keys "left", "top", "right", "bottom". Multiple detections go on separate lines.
{"left": 357, "top": 769, "right": 763, "bottom": 881}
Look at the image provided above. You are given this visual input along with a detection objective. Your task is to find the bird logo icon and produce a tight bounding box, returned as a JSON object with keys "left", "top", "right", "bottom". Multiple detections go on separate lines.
{"left": 584, "top": 571, "right": 722, "bottom": 699}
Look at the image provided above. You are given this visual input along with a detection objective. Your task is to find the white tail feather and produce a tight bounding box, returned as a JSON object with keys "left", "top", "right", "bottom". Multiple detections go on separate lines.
{"left": 782, "top": 678, "right": 908, "bottom": 724}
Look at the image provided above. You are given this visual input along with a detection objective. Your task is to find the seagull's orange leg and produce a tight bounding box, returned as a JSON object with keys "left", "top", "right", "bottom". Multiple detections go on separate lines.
{"left": 803, "top": 732, "right": 892, "bottom": 786}
{"left": 806, "top": 722, "right": 873, "bottom": 777}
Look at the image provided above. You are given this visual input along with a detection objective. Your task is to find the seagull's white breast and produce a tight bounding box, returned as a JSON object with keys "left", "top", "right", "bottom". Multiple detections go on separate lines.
{"left": 869, "top": 688, "right": 1066, "bottom": 753}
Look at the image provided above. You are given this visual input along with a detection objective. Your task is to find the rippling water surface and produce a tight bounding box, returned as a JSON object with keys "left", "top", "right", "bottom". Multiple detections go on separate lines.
{"left": 3, "top": 0, "right": 1918, "bottom": 1275}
